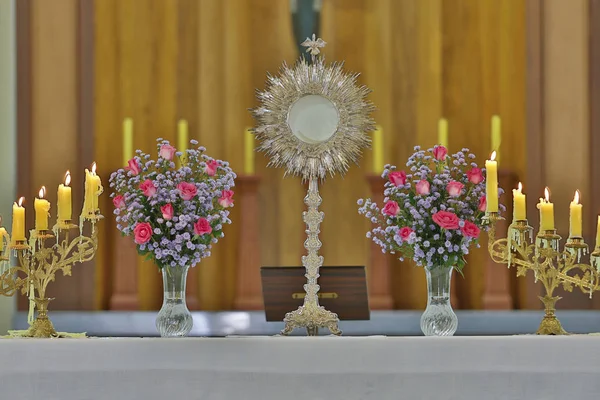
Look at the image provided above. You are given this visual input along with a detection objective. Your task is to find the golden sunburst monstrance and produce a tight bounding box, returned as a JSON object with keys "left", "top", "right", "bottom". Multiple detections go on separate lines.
{"left": 251, "top": 36, "right": 375, "bottom": 180}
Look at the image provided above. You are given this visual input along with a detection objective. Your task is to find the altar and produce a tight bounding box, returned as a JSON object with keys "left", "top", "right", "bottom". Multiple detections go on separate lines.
{"left": 1, "top": 336, "right": 599, "bottom": 400}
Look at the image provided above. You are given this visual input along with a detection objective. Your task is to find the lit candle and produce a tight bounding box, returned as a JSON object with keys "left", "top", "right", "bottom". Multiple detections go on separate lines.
{"left": 244, "top": 127, "right": 255, "bottom": 175}
{"left": 372, "top": 126, "right": 383, "bottom": 173}
{"left": 537, "top": 187, "right": 555, "bottom": 231}
{"left": 11, "top": 197, "right": 25, "bottom": 243}
{"left": 0, "top": 216, "right": 7, "bottom": 253}
{"left": 513, "top": 182, "right": 526, "bottom": 221}
{"left": 485, "top": 151, "right": 498, "bottom": 212}
{"left": 58, "top": 171, "right": 72, "bottom": 222}
{"left": 123, "top": 118, "right": 133, "bottom": 165}
{"left": 595, "top": 216, "right": 600, "bottom": 249}
{"left": 34, "top": 186, "right": 50, "bottom": 231}
{"left": 83, "top": 163, "right": 102, "bottom": 216}
{"left": 178, "top": 119, "right": 188, "bottom": 165}
{"left": 438, "top": 118, "right": 448, "bottom": 148}
{"left": 569, "top": 190, "right": 583, "bottom": 237}
{"left": 491, "top": 115, "right": 501, "bottom": 163}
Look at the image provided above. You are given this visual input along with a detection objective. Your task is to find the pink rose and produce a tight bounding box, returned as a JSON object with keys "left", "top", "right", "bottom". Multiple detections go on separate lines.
{"left": 218, "top": 190, "right": 234, "bottom": 208}
{"left": 160, "top": 203, "right": 174, "bottom": 220}
{"left": 194, "top": 218, "right": 212, "bottom": 236}
{"left": 382, "top": 200, "right": 400, "bottom": 217}
{"left": 140, "top": 179, "right": 157, "bottom": 197}
{"left": 205, "top": 160, "right": 218, "bottom": 176}
{"left": 461, "top": 220, "right": 481, "bottom": 238}
{"left": 466, "top": 168, "right": 484, "bottom": 184}
{"left": 126, "top": 158, "right": 141, "bottom": 176}
{"left": 112, "top": 195, "right": 125, "bottom": 209}
{"left": 388, "top": 171, "right": 407, "bottom": 187}
{"left": 159, "top": 144, "right": 177, "bottom": 161}
{"left": 433, "top": 146, "right": 448, "bottom": 161}
{"left": 177, "top": 182, "right": 197, "bottom": 201}
{"left": 133, "top": 222, "right": 153, "bottom": 245}
{"left": 416, "top": 180, "right": 430, "bottom": 195}
{"left": 478, "top": 196, "right": 487, "bottom": 212}
{"left": 446, "top": 181, "right": 464, "bottom": 197}
{"left": 399, "top": 226, "right": 413, "bottom": 241}
{"left": 432, "top": 211, "right": 460, "bottom": 230}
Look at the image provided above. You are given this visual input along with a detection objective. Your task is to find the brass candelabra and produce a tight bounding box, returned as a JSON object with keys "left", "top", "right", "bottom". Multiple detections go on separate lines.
{"left": 0, "top": 217, "right": 101, "bottom": 338}
{"left": 484, "top": 212, "right": 600, "bottom": 335}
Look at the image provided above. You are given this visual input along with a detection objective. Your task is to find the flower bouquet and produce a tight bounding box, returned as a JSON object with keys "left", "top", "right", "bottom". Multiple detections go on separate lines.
{"left": 358, "top": 145, "right": 503, "bottom": 336}
{"left": 109, "top": 138, "right": 236, "bottom": 337}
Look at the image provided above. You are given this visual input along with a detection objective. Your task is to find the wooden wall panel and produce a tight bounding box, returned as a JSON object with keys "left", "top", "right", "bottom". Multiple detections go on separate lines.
{"left": 89, "top": 0, "right": 529, "bottom": 310}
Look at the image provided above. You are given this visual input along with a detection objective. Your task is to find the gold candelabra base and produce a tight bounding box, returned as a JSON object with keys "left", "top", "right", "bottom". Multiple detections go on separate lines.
{"left": 536, "top": 295, "right": 567, "bottom": 335}
{"left": 26, "top": 298, "right": 57, "bottom": 338}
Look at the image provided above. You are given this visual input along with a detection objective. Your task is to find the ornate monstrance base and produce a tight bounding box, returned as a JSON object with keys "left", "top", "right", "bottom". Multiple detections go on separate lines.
{"left": 280, "top": 178, "right": 341, "bottom": 336}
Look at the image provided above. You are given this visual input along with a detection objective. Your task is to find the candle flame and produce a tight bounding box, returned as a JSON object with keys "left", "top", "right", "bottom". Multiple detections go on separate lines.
{"left": 518, "top": 182, "right": 523, "bottom": 191}
{"left": 490, "top": 151, "right": 496, "bottom": 161}
{"left": 65, "top": 171, "right": 71, "bottom": 186}
{"left": 574, "top": 190, "right": 580, "bottom": 204}
{"left": 91, "top": 162, "right": 97, "bottom": 174}
{"left": 544, "top": 187, "right": 550, "bottom": 202}
{"left": 38, "top": 186, "right": 46, "bottom": 199}
{"left": 18, "top": 197, "right": 24, "bottom": 207}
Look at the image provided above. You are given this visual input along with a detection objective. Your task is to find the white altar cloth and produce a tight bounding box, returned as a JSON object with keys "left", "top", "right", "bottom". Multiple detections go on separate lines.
{"left": 0, "top": 336, "right": 599, "bottom": 400}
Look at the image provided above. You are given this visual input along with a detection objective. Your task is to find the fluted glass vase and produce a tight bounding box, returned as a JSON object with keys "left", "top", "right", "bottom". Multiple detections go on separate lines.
{"left": 420, "top": 265, "right": 458, "bottom": 336}
{"left": 156, "top": 265, "right": 193, "bottom": 337}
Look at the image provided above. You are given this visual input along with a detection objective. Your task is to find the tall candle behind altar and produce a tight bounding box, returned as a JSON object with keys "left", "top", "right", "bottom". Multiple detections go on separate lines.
{"left": 178, "top": 119, "right": 188, "bottom": 164}
{"left": 11, "top": 197, "right": 25, "bottom": 243}
{"left": 58, "top": 171, "right": 72, "bottom": 221}
{"left": 244, "top": 128, "right": 255, "bottom": 175}
{"left": 569, "top": 190, "right": 582, "bottom": 237}
{"left": 485, "top": 151, "right": 498, "bottom": 212}
{"left": 491, "top": 115, "right": 501, "bottom": 162}
{"left": 34, "top": 186, "right": 50, "bottom": 231}
{"left": 438, "top": 118, "right": 448, "bottom": 147}
{"left": 512, "top": 182, "right": 526, "bottom": 221}
{"left": 123, "top": 118, "right": 133, "bottom": 165}
{"left": 537, "top": 187, "right": 555, "bottom": 231}
{"left": 372, "top": 126, "right": 383, "bottom": 173}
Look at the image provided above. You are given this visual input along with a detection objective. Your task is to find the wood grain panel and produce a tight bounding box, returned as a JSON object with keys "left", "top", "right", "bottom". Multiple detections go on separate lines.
{"left": 90, "top": 0, "right": 530, "bottom": 311}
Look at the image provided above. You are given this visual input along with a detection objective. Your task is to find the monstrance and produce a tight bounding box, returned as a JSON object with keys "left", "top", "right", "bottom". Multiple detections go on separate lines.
{"left": 251, "top": 35, "right": 375, "bottom": 335}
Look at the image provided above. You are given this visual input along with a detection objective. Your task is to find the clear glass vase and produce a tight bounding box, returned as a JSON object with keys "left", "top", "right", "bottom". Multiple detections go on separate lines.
{"left": 156, "top": 265, "right": 193, "bottom": 337}
{"left": 420, "top": 265, "right": 458, "bottom": 336}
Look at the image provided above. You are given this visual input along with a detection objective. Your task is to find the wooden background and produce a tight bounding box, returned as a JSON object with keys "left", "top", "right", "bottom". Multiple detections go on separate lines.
{"left": 14, "top": 0, "right": 600, "bottom": 311}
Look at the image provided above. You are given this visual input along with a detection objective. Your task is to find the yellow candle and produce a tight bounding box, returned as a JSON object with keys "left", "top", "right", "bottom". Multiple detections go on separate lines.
{"left": 438, "top": 118, "right": 448, "bottom": 147}
{"left": 491, "top": 115, "right": 501, "bottom": 163}
{"left": 0, "top": 216, "right": 6, "bottom": 252}
{"left": 595, "top": 216, "right": 600, "bottom": 249}
{"left": 372, "top": 126, "right": 383, "bottom": 173}
{"left": 11, "top": 197, "right": 25, "bottom": 243}
{"left": 58, "top": 171, "right": 72, "bottom": 221}
{"left": 123, "top": 118, "right": 133, "bottom": 165}
{"left": 569, "top": 190, "right": 583, "bottom": 237}
{"left": 512, "top": 182, "right": 526, "bottom": 221}
{"left": 91, "top": 163, "right": 102, "bottom": 212}
{"left": 178, "top": 119, "right": 188, "bottom": 165}
{"left": 244, "top": 127, "right": 255, "bottom": 175}
{"left": 34, "top": 186, "right": 50, "bottom": 231}
{"left": 83, "top": 163, "right": 102, "bottom": 216}
{"left": 485, "top": 151, "right": 498, "bottom": 212}
{"left": 537, "top": 187, "right": 555, "bottom": 231}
